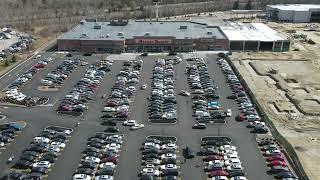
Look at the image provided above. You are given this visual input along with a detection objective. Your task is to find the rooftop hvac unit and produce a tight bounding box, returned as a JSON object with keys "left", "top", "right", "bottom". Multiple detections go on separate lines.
{"left": 94, "top": 23, "right": 101, "bottom": 29}
{"left": 207, "top": 32, "right": 213, "bottom": 35}
{"left": 180, "top": 26, "right": 188, "bottom": 29}
{"left": 80, "top": 20, "right": 86, "bottom": 25}
{"left": 118, "top": 32, "right": 124, "bottom": 36}
{"left": 145, "top": 32, "right": 150, "bottom": 36}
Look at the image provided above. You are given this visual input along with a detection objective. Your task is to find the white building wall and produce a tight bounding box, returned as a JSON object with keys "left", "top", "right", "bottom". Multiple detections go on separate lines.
{"left": 293, "top": 11, "right": 310, "bottom": 22}
{"left": 278, "top": 10, "right": 294, "bottom": 21}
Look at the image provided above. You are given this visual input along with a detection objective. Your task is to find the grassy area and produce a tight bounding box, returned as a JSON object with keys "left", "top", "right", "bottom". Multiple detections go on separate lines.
{"left": 0, "top": 55, "right": 19, "bottom": 74}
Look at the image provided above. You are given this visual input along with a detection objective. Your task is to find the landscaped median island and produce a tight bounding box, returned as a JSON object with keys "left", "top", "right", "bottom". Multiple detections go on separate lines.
{"left": 0, "top": 54, "right": 53, "bottom": 106}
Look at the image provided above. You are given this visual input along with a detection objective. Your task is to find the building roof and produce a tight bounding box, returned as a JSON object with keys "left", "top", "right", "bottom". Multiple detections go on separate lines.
{"left": 220, "top": 22, "right": 288, "bottom": 42}
{"left": 267, "top": 4, "right": 320, "bottom": 11}
{"left": 59, "top": 20, "right": 227, "bottom": 41}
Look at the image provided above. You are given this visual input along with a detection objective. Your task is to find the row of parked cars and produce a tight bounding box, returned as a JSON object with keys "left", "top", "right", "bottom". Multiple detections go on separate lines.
{"left": 200, "top": 137, "right": 247, "bottom": 180}
{"left": 148, "top": 58, "right": 178, "bottom": 123}
{"left": 41, "top": 58, "right": 81, "bottom": 87}
{"left": 186, "top": 58, "right": 227, "bottom": 125}
{"left": 10, "top": 126, "right": 72, "bottom": 180}
{"left": 258, "top": 139, "right": 298, "bottom": 179}
{"left": 216, "top": 56, "right": 269, "bottom": 134}
{"left": 140, "top": 137, "right": 180, "bottom": 180}
{"left": 2, "top": 55, "right": 51, "bottom": 106}
{"left": 0, "top": 122, "right": 25, "bottom": 149}
{"left": 100, "top": 60, "right": 142, "bottom": 121}
{"left": 0, "top": 27, "right": 34, "bottom": 60}
{"left": 72, "top": 133, "right": 124, "bottom": 180}
{"left": 57, "top": 60, "right": 111, "bottom": 115}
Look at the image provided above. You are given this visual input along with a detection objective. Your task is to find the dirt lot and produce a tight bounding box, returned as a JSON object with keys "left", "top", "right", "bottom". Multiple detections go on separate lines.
{"left": 232, "top": 22, "right": 320, "bottom": 180}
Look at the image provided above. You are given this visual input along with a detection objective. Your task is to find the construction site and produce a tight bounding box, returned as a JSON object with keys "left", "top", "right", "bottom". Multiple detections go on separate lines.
{"left": 230, "top": 21, "right": 320, "bottom": 180}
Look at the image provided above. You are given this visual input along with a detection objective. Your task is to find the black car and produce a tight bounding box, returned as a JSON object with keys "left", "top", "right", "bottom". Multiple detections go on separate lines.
{"left": 183, "top": 146, "right": 195, "bottom": 159}
{"left": 101, "top": 120, "right": 117, "bottom": 126}
{"left": 76, "top": 168, "right": 94, "bottom": 175}
{"left": 168, "top": 51, "right": 177, "bottom": 56}
{"left": 80, "top": 161, "right": 96, "bottom": 169}
{"left": 192, "top": 123, "right": 206, "bottom": 129}
{"left": 104, "top": 127, "right": 119, "bottom": 133}
{"left": 39, "top": 155, "right": 56, "bottom": 163}
{"left": 32, "top": 167, "right": 48, "bottom": 174}
{"left": 258, "top": 139, "right": 274, "bottom": 146}
{"left": 141, "top": 52, "right": 148, "bottom": 56}
{"left": 142, "top": 153, "right": 158, "bottom": 160}
{"left": 84, "top": 151, "right": 101, "bottom": 158}
{"left": 20, "top": 154, "right": 38, "bottom": 162}
{"left": 13, "top": 160, "right": 33, "bottom": 169}
{"left": 162, "top": 169, "right": 179, "bottom": 176}
{"left": 251, "top": 126, "right": 269, "bottom": 134}
{"left": 22, "top": 151, "right": 40, "bottom": 157}
{"left": 275, "top": 171, "right": 297, "bottom": 179}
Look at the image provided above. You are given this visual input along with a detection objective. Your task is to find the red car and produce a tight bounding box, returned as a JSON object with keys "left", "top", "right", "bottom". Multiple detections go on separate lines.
{"left": 266, "top": 155, "right": 284, "bottom": 162}
{"left": 34, "top": 64, "right": 45, "bottom": 69}
{"left": 203, "top": 155, "right": 223, "bottom": 162}
{"left": 235, "top": 113, "right": 245, "bottom": 121}
{"left": 101, "top": 155, "right": 118, "bottom": 164}
{"left": 208, "top": 170, "right": 229, "bottom": 178}
{"left": 268, "top": 160, "right": 287, "bottom": 167}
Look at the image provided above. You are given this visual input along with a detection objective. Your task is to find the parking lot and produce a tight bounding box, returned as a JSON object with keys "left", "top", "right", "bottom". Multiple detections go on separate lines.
{"left": 0, "top": 52, "right": 276, "bottom": 180}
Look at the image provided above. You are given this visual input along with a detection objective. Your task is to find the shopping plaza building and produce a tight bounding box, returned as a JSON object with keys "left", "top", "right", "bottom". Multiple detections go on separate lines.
{"left": 58, "top": 20, "right": 229, "bottom": 53}
{"left": 57, "top": 19, "right": 290, "bottom": 53}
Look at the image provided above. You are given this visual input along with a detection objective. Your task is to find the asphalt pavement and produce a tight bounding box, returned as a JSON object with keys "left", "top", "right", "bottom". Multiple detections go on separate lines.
{"left": 0, "top": 53, "right": 273, "bottom": 180}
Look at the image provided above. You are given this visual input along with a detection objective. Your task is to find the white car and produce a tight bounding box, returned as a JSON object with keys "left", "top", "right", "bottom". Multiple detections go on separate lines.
{"left": 0, "top": 142, "right": 4, "bottom": 147}
{"left": 130, "top": 123, "right": 145, "bottom": 130}
{"left": 160, "top": 164, "right": 177, "bottom": 170}
{"left": 34, "top": 137, "right": 50, "bottom": 144}
{"left": 95, "top": 175, "right": 114, "bottom": 180}
{"left": 224, "top": 154, "right": 239, "bottom": 161}
{"left": 32, "top": 161, "right": 51, "bottom": 168}
{"left": 47, "top": 146, "right": 61, "bottom": 153}
{"left": 84, "top": 156, "right": 101, "bottom": 163}
{"left": 105, "top": 146, "right": 119, "bottom": 153}
{"left": 103, "top": 107, "right": 116, "bottom": 112}
{"left": 105, "top": 143, "right": 121, "bottom": 149}
{"left": 230, "top": 176, "right": 247, "bottom": 180}
{"left": 224, "top": 150, "right": 238, "bottom": 156}
{"left": 161, "top": 153, "right": 177, "bottom": 160}
{"left": 123, "top": 120, "right": 137, "bottom": 126}
{"left": 226, "top": 109, "right": 232, "bottom": 117}
{"left": 142, "top": 168, "right": 160, "bottom": 176}
{"left": 246, "top": 115, "right": 261, "bottom": 121}
{"left": 99, "top": 162, "right": 116, "bottom": 169}
{"left": 144, "top": 142, "right": 160, "bottom": 150}
{"left": 211, "top": 176, "right": 228, "bottom": 180}
{"left": 224, "top": 158, "right": 241, "bottom": 166}
{"left": 141, "top": 84, "right": 147, "bottom": 90}
{"left": 51, "top": 142, "right": 66, "bottom": 148}
{"left": 220, "top": 145, "right": 237, "bottom": 151}
{"left": 227, "top": 164, "right": 243, "bottom": 171}
{"left": 161, "top": 143, "right": 177, "bottom": 150}
{"left": 73, "top": 174, "right": 92, "bottom": 180}
{"left": 266, "top": 149, "right": 281, "bottom": 156}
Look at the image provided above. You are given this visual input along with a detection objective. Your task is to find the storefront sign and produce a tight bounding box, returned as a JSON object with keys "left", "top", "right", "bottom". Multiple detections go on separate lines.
{"left": 135, "top": 39, "right": 172, "bottom": 44}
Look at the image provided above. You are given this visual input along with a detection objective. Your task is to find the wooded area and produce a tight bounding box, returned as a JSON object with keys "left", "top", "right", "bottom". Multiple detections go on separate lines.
{"left": 0, "top": 0, "right": 318, "bottom": 35}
